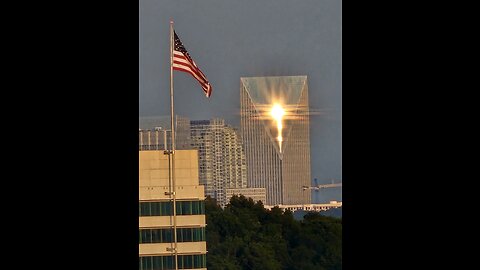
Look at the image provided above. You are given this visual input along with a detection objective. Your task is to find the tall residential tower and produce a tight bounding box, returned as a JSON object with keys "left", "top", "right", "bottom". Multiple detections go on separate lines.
{"left": 190, "top": 119, "right": 248, "bottom": 207}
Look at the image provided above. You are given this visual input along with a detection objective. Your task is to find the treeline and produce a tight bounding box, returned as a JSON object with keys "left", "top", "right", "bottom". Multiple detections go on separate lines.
{"left": 205, "top": 195, "right": 342, "bottom": 270}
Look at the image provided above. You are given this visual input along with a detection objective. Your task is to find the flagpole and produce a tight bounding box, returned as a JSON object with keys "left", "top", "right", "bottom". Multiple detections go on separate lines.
{"left": 169, "top": 19, "right": 179, "bottom": 270}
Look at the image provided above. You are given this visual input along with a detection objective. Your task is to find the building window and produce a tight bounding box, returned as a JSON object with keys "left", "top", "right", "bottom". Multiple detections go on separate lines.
{"left": 139, "top": 227, "right": 206, "bottom": 243}
{"left": 139, "top": 254, "right": 206, "bottom": 270}
{"left": 139, "top": 201, "right": 205, "bottom": 216}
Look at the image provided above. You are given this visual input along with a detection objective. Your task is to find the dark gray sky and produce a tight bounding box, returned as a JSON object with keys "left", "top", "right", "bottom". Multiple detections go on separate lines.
{"left": 140, "top": 0, "right": 342, "bottom": 202}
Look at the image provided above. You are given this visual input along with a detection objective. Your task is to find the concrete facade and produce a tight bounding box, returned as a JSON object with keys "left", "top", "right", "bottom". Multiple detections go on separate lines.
{"left": 139, "top": 150, "right": 207, "bottom": 270}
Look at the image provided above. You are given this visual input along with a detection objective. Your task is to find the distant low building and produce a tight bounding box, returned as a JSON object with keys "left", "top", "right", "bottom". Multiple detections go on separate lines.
{"left": 225, "top": 187, "right": 266, "bottom": 204}
{"left": 263, "top": 201, "right": 342, "bottom": 213}
{"left": 139, "top": 115, "right": 192, "bottom": 150}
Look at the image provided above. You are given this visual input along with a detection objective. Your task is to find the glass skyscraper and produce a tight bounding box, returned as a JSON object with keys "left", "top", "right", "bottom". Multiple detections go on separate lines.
{"left": 240, "top": 76, "right": 311, "bottom": 205}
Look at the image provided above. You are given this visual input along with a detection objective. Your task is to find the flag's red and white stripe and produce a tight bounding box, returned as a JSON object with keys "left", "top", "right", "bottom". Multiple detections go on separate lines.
{"left": 173, "top": 51, "right": 212, "bottom": 97}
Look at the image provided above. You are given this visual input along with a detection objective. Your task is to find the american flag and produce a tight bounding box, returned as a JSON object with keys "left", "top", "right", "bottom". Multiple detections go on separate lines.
{"left": 173, "top": 31, "right": 212, "bottom": 98}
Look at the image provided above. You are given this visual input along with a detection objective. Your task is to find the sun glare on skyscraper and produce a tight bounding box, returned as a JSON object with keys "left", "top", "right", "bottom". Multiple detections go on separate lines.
{"left": 270, "top": 103, "right": 285, "bottom": 152}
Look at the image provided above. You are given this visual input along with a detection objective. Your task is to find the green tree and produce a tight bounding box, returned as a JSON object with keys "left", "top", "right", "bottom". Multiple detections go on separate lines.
{"left": 205, "top": 195, "right": 342, "bottom": 270}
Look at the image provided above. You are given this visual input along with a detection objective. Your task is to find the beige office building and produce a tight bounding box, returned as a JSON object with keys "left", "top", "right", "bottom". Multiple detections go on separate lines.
{"left": 139, "top": 150, "right": 207, "bottom": 270}
{"left": 240, "top": 76, "right": 312, "bottom": 205}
